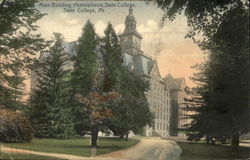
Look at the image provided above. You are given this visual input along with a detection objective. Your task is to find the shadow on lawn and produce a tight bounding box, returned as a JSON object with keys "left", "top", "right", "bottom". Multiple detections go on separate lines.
{"left": 177, "top": 141, "right": 250, "bottom": 160}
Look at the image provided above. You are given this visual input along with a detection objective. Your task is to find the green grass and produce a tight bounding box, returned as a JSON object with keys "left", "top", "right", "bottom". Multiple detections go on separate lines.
{"left": 4, "top": 137, "right": 139, "bottom": 157}
{"left": 177, "top": 141, "right": 250, "bottom": 160}
{"left": 0, "top": 152, "right": 66, "bottom": 160}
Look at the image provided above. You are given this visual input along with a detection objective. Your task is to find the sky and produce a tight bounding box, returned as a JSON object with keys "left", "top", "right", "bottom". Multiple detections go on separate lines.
{"left": 33, "top": 0, "right": 206, "bottom": 87}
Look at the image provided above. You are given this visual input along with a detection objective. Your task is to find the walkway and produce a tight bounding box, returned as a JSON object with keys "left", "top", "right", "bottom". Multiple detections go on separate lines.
{"left": 1, "top": 138, "right": 181, "bottom": 160}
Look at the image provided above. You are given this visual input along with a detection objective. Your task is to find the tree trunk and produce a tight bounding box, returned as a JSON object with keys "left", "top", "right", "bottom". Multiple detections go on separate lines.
{"left": 120, "top": 133, "right": 124, "bottom": 139}
{"left": 91, "top": 129, "right": 99, "bottom": 147}
{"left": 125, "top": 132, "right": 129, "bottom": 141}
{"left": 211, "top": 138, "right": 215, "bottom": 145}
{"left": 231, "top": 134, "right": 239, "bottom": 156}
{"left": 206, "top": 135, "right": 210, "bottom": 144}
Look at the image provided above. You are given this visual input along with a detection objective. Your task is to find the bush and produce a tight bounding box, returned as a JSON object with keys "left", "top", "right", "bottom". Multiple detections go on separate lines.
{"left": 0, "top": 109, "right": 33, "bottom": 143}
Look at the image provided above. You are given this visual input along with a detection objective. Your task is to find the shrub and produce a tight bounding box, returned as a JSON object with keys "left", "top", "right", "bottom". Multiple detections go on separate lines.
{"left": 0, "top": 109, "right": 33, "bottom": 143}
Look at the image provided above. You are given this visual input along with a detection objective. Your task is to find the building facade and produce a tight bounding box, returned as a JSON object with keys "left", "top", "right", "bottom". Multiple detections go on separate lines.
{"left": 119, "top": 7, "right": 189, "bottom": 137}
{"left": 163, "top": 74, "right": 187, "bottom": 136}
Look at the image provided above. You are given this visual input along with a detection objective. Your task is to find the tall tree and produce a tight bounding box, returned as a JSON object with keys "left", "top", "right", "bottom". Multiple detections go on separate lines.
{"left": 30, "top": 33, "right": 74, "bottom": 138}
{"left": 102, "top": 23, "right": 152, "bottom": 140}
{"left": 77, "top": 92, "right": 119, "bottom": 147}
{"left": 204, "top": 7, "right": 249, "bottom": 152}
{"left": 71, "top": 20, "right": 100, "bottom": 143}
{"left": 108, "top": 68, "right": 153, "bottom": 140}
{"left": 184, "top": 64, "right": 224, "bottom": 144}
{"left": 102, "top": 23, "right": 123, "bottom": 92}
{"left": 0, "top": 0, "right": 45, "bottom": 110}
{"left": 72, "top": 20, "right": 99, "bottom": 96}
{"left": 153, "top": 0, "right": 249, "bottom": 153}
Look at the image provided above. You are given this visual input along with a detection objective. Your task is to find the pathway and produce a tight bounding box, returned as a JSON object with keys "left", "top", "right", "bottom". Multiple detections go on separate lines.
{"left": 1, "top": 138, "right": 181, "bottom": 160}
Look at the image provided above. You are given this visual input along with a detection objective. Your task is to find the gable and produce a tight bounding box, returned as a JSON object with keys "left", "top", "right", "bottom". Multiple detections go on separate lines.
{"left": 163, "top": 73, "right": 179, "bottom": 90}
{"left": 149, "top": 60, "right": 161, "bottom": 79}
{"left": 175, "top": 78, "right": 186, "bottom": 89}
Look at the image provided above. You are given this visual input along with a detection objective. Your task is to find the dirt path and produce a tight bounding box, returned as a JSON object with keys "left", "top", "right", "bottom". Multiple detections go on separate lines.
{"left": 121, "top": 138, "right": 181, "bottom": 160}
{"left": 1, "top": 138, "right": 181, "bottom": 160}
{"left": 1, "top": 146, "right": 116, "bottom": 160}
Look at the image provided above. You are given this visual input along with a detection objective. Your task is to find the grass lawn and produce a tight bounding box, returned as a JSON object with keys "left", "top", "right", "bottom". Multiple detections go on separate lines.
{"left": 177, "top": 141, "right": 250, "bottom": 160}
{"left": 0, "top": 152, "right": 66, "bottom": 160}
{"left": 4, "top": 137, "right": 139, "bottom": 157}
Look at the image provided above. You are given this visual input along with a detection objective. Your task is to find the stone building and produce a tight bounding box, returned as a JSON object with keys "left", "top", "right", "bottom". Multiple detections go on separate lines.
{"left": 119, "top": 7, "right": 188, "bottom": 137}
{"left": 30, "top": 7, "right": 188, "bottom": 137}
{"left": 163, "top": 74, "right": 187, "bottom": 136}
{"left": 119, "top": 7, "right": 173, "bottom": 137}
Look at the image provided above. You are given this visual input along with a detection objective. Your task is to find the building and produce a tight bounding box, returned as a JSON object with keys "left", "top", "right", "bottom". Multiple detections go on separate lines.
{"left": 31, "top": 7, "right": 188, "bottom": 137}
{"left": 119, "top": 7, "right": 189, "bottom": 137}
{"left": 119, "top": 7, "right": 172, "bottom": 137}
{"left": 163, "top": 74, "right": 187, "bottom": 137}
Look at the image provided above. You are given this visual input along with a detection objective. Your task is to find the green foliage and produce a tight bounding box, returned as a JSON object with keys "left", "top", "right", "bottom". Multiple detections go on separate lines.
{"left": 0, "top": 109, "right": 33, "bottom": 143}
{"left": 0, "top": 0, "right": 46, "bottom": 110}
{"left": 185, "top": 5, "right": 249, "bottom": 140}
{"left": 71, "top": 20, "right": 99, "bottom": 135}
{"left": 155, "top": 0, "right": 249, "bottom": 153}
{"left": 72, "top": 20, "right": 99, "bottom": 95}
{"left": 101, "top": 23, "right": 152, "bottom": 138}
{"left": 184, "top": 68, "right": 222, "bottom": 140}
{"left": 204, "top": 6, "right": 249, "bottom": 136}
{"left": 30, "top": 33, "right": 74, "bottom": 138}
{"left": 153, "top": 0, "right": 249, "bottom": 43}
{"left": 108, "top": 68, "right": 153, "bottom": 137}
{"left": 103, "top": 22, "right": 123, "bottom": 92}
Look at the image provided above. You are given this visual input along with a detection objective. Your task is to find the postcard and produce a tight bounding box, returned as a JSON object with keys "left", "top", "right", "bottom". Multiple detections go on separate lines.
{"left": 0, "top": 0, "right": 249, "bottom": 160}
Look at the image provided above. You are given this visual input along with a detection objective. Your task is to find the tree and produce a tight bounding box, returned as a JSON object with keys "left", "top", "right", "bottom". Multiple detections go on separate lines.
{"left": 108, "top": 68, "right": 153, "bottom": 140}
{"left": 77, "top": 92, "right": 119, "bottom": 147}
{"left": 71, "top": 20, "right": 101, "bottom": 145}
{"left": 30, "top": 33, "right": 74, "bottom": 138}
{"left": 101, "top": 23, "right": 152, "bottom": 140}
{"left": 152, "top": 0, "right": 249, "bottom": 154}
{"left": 204, "top": 7, "right": 249, "bottom": 152}
{"left": 0, "top": 0, "right": 45, "bottom": 110}
{"left": 72, "top": 20, "right": 99, "bottom": 96}
{"left": 0, "top": 109, "right": 33, "bottom": 143}
{"left": 102, "top": 23, "right": 123, "bottom": 92}
{"left": 184, "top": 64, "right": 226, "bottom": 144}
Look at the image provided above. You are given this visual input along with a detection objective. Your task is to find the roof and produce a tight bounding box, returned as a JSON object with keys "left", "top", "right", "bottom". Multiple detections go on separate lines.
{"left": 122, "top": 52, "right": 155, "bottom": 76}
{"left": 148, "top": 60, "right": 155, "bottom": 73}
{"left": 163, "top": 73, "right": 179, "bottom": 90}
{"left": 121, "top": 6, "right": 142, "bottom": 39}
{"left": 163, "top": 74, "right": 187, "bottom": 90}
{"left": 39, "top": 40, "right": 77, "bottom": 60}
{"left": 148, "top": 60, "right": 162, "bottom": 78}
{"left": 62, "top": 40, "right": 77, "bottom": 56}
{"left": 125, "top": 7, "right": 136, "bottom": 22}
{"left": 174, "top": 78, "right": 186, "bottom": 89}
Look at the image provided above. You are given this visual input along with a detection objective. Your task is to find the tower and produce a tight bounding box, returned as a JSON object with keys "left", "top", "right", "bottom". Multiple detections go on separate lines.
{"left": 119, "top": 6, "right": 143, "bottom": 56}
